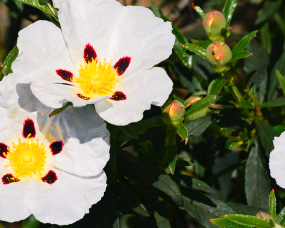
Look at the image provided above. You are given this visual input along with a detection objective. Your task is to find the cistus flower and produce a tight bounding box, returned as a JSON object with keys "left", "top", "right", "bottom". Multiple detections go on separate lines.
{"left": 0, "top": 76, "right": 110, "bottom": 225}
{"left": 11, "top": 0, "right": 175, "bottom": 126}
{"left": 203, "top": 11, "right": 227, "bottom": 41}
{"left": 206, "top": 41, "right": 232, "bottom": 73}
{"left": 162, "top": 100, "right": 185, "bottom": 127}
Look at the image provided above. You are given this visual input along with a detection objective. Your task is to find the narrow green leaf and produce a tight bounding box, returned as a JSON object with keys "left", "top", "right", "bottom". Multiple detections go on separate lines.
{"left": 116, "top": 183, "right": 150, "bottom": 217}
{"left": 231, "top": 51, "right": 251, "bottom": 62}
{"left": 154, "top": 211, "right": 172, "bottom": 228}
{"left": 23, "top": 216, "right": 40, "bottom": 228}
{"left": 211, "top": 218, "right": 252, "bottom": 228}
{"left": 181, "top": 43, "right": 206, "bottom": 59}
{"left": 176, "top": 123, "right": 188, "bottom": 139}
{"left": 117, "top": 149, "right": 139, "bottom": 163}
{"left": 261, "top": 97, "right": 285, "bottom": 108}
{"left": 151, "top": 2, "right": 192, "bottom": 69}
{"left": 274, "top": 13, "right": 285, "bottom": 38}
{"left": 137, "top": 143, "right": 161, "bottom": 165}
{"left": 245, "top": 139, "right": 271, "bottom": 209}
{"left": 192, "top": 4, "right": 205, "bottom": 19}
{"left": 185, "top": 95, "right": 216, "bottom": 118}
{"left": 117, "top": 158, "right": 184, "bottom": 206}
{"left": 273, "top": 125, "right": 285, "bottom": 136}
{"left": 117, "top": 125, "right": 138, "bottom": 139}
{"left": 222, "top": 0, "right": 238, "bottom": 25}
{"left": 255, "top": 119, "right": 277, "bottom": 156}
{"left": 232, "top": 31, "right": 258, "bottom": 56}
{"left": 166, "top": 145, "right": 177, "bottom": 175}
{"left": 276, "top": 70, "right": 285, "bottom": 95}
{"left": 255, "top": 0, "right": 283, "bottom": 25}
{"left": 260, "top": 22, "right": 271, "bottom": 54}
{"left": 269, "top": 190, "right": 276, "bottom": 221}
{"left": 185, "top": 115, "right": 212, "bottom": 137}
{"left": 229, "top": 141, "right": 243, "bottom": 151}
{"left": 3, "top": 46, "right": 19, "bottom": 75}
{"left": 238, "top": 100, "right": 253, "bottom": 109}
{"left": 227, "top": 202, "right": 267, "bottom": 216}
{"left": 224, "top": 214, "right": 274, "bottom": 227}
{"left": 208, "top": 79, "right": 227, "bottom": 96}
{"left": 14, "top": 0, "right": 59, "bottom": 22}
{"left": 277, "top": 206, "right": 285, "bottom": 225}
{"left": 48, "top": 102, "right": 72, "bottom": 117}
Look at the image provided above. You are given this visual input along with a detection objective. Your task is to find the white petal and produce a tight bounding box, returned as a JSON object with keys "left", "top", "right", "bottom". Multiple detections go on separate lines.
{"left": 26, "top": 169, "right": 107, "bottom": 225}
{"left": 270, "top": 148, "right": 285, "bottom": 189}
{"left": 12, "top": 20, "right": 77, "bottom": 84}
{"left": 31, "top": 82, "right": 110, "bottom": 109}
{"left": 95, "top": 67, "right": 173, "bottom": 125}
{"left": 48, "top": 105, "right": 110, "bottom": 176}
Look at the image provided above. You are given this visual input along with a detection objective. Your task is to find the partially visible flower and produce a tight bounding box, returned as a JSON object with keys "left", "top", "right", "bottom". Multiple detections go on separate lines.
{"left": 203, "top": 11, "right": 227, "bottom": 41}
{"left": 11, "top": 0, "right": 175, "bottom": 126}
{"left": 162, "top": 100, "right": 185, "bottom": 127}
{"left": 0, "top": 76, "right": 110, "bottom": 225}
{"left": 185, "top": 96, "right": 201, "bottom": 108}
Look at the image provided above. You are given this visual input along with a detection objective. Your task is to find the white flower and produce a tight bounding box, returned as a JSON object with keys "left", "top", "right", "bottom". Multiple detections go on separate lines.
{"left": 0, "top": 76, "right": 110, "bottom": 225}
{"left": 11, "top": 0, "right": 175, "bottom": 126}
{"left": 269, "top": 132, "right": 285, "bottom": 188}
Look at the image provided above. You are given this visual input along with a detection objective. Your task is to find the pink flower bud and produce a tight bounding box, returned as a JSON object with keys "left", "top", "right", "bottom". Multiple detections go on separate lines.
{"left": 162, "top": 100, "right": 185, "bottom": 126}
{"left": 203, "top": 11, "right": 227, "bottom": 41}
{"left": 185, "top": 96, "right": 201, "bottom": 108}
{"left": 256, "top": 211, "right": 273, "bottom": 220}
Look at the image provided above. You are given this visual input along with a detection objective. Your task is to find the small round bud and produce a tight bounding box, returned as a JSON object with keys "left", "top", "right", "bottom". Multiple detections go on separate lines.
{"left": 162, "top": 100, "right": 185, "bottom": 127}
{"left": 203, "top": 11, "right": 227, "bottom": 41}
{"left": 185, "top": 96, "right": 201, "bottom": 108}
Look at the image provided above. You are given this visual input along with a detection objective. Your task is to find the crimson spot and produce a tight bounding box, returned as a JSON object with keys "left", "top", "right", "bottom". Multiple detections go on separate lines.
{"left": 2, "top": 174, "right": 19, "bottom": 185}
{"left": 84, "top": 43, "right": 97, "bottom": 64}
{"left": 114, "top": 56, "right": 131, "bottom": 76}
{"left": 110, "top": 91, "right": 127, "bottom": 101}
{"left": 50, "top": 141, "right": 64, "bottom": 155}
{"left": 0, "top": 143, "right": 9, "bottom": 159}
{"left": 56, "top": 69, "right": 73, "bottom": 82}
{"left": 23, "top": 118, "right": 36, "bottom": 138}
{"left": 77, "top": 94, "right": 90, "bottom": 100}
{"left": 42, "top": 170, "right": 57, "bottom": 184}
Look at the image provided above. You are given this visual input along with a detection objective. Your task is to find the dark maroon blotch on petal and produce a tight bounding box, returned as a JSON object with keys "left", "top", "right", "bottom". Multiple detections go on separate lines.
{"left": 84, "top": 43, "right": 97, "bottom": 64}
{"left": 77, "top": 94, "right": 90, "bottom": 100}
{"left": 42, "top": 170, "right": 57, "bottom": 184}
{"left": 2, "top": 174, "right": 19, "bottom": 185}
{"left": 110, "top": 91, "right": 127, "bottom": 101}
{"left": 23, "top": 118, "right": 36, "bottom": 138}
{"left": 56, "top": 69, "right": 73, "bottom": 82}
{"left": 50, "top": 141, "right": 64, "bottom": 155}
{"left": 114, "top": 56, "right": 131, "bottom": 76}
{"left": 0, "top": 143, "right": 9, "bottom": 159}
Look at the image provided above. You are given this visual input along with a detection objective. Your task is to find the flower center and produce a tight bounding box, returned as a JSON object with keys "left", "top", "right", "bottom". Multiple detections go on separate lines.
{"left": 73, "top": 57, "right": 119, "bottom": 98}
{"left": 6, "top": 137, "right": 46, "bottom": 179}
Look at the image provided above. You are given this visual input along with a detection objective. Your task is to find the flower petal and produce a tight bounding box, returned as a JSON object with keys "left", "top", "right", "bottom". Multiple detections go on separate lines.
{"left": 26, "top": 169, "right": 107, "bottom": 225}
{"left": 12, "top": 20, "right": 77, "bottom": 84}
{"left": 95, "top": 67, "right": 173, "bottom": 125}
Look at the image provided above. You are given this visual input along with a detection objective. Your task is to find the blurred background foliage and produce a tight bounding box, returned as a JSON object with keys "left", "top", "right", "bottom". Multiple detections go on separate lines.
{"left": 1, "top": 0, "right": 285, "bottom": 227}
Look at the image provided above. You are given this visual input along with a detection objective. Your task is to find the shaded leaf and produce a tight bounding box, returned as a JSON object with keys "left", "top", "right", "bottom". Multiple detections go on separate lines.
{"left": 273, "top": 125, "right": 285, "bottom": 136}
{"left": 117, "top": 125, "right": 138, "bottom": 139}
{"left": 227, "top": 202, "right": 267, "bottom": 216}
{"left": 166, "top": 145, "right": 177, "bottom": 175}
{"left": 237, "top": 100, "right": 253, "bottom": 109}
{"left": 277, "top": 206, "right": 285, "bottom": 225}
{"left": 117, "top": 149, "right": 139, "bottom": 163}
{"left": 154, "top": 211, "right": 172, "bottom": 228}
{"left": 255, "top": 0, "right": 283, "bottom": 25}
{"left": 261, "top": 97, "right": 285, "bottom": 108}
{"left": 185, "top": 96, "right": 216, "bottom": 118}
{"left": 176, "top": 123, "right": 188, "bottom": 139}
{"left": 185, "top": 116, "right": 212, "bottom": 137}
{"left": 224, "top": 214, "right": 274, "bottom": 227}
{"left": 275, "top": 70, "right": 285, "bottom": 95}
{"left": 222, "top": 0, "right": 238, "bottom": 25}
{"left": 23, "top": 216, "right": 40, "bottom": 228}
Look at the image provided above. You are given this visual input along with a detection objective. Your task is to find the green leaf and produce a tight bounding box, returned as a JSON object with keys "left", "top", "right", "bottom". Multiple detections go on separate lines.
{"left": 273, "top": 125, "right": 285, "bottom": 136}
{"left": 116, "top": 183, "right": 150, "bottom": 217}
{"left": 255, "top": 118, "right": 277, "bottom": 156}
{"left": 154, "top": 211, "right": 172, "bottom": 228}
{"left": 23, "top": 216, "right": 40, "bottom": 228}
{"left": 166, "top": 145, "right": 177, "bottom": 175}
{"left": 14, "top": 0, "right": 59, "bottom": 22}
{"left": 229, "top": 141, "right": 243, "bottom": 151}
{"left": 227, "top": 202, "right": 267, "bottom": 216}
{"left": 231, "top": 51, "right": 251, "bottom": 63}
{"left": 269, "top": 190, "right": 276, "bottom": 221}
{"left": 185, "top": 116, "right": 212, "bottom": 137}
{"left": 48, "top": 102, "right": 72, "bottom": 117}
{"left": 261, "top": 97, "right": 285, "bottom": 108}
{"left": 137, "top": 142, "right": 161, "bottom": 165}
{"left": 255, "top": 0, "right": 283, "bottom": 25}
{"left": 277, "top": 206, "right": 285, "bottom": 225}
{"left": 211, "top": 218, "right": 252, "bottom": 228}
{"left": 224, "top": 214, "right": 274, "bottom": 227}
{"left": 176, "top": 159, "right": 194, "bottom": 167}
{"left": 276, "top": 70, "right": 285, "bottom": 95}
{"left": 245, "top": 139, "right": 271, "bottom": 209}
{"left": 176, "top": 123, "right": 188, "bottom": 139}
{"left": 117, "top": 149, "right": 139, "bottom": 163}
{"left": 268, "top": 51, "right": 285, "bottom": 101}
{"left": 181, "top": 43, "right": 206, "bottom": 59}
{"left": 208, "top": 79, "right": 227, "bottom": 96}
{"left": 185, "top": 96, "right": 216, "bottom": 118}
{"left": 117, "top": 158, "right": 184, "bottom": 206}
{"left": 237, "top": 100, "right": 253, "bottom": 109}
{"left": 192, "top": 4, "right": 205, "bottom": 19}
{"left": 150, "top": 2, "right": 192, "bottom": 69}
{"left": 117, "top": 125, "right": 138, "bottom": 139}
{"left": 2, "top": 46, "right": 19, "bottom": 76}
{"left": 222, "top": 0, "right": 238, "bottom": 25}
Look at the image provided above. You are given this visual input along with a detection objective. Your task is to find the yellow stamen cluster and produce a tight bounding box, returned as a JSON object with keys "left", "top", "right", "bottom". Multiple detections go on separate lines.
{"left": 74, "top": 58, "right": 119, "bottom": 98}
{"left": 7, "top": 137, "right": 46, "bottom": 179}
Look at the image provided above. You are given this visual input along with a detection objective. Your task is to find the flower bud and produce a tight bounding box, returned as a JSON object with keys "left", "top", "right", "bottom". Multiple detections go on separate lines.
{"left": 206, "top": 41, "right": 232, "bottom": 73}
{"left": 203, "top": 11, "right": 227, "bottom": 41}
{"left": 162, "top": 100, "right": 185, "bottom": 127}
{"left": 256, "top": 212, "right": 273, "bottom": 220}
{"left": 185, "top": 96, "right": 201, "bottom": 108}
